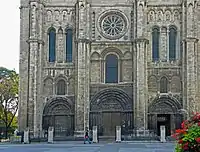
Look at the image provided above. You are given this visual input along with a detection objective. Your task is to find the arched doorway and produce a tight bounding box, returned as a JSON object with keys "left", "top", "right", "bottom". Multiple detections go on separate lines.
{"left": 148, "top": 95, "right": 182, "bottom": 136}
{"left": 42, "top": 97, "right": 74, "bottom": 138}
{"left": 90, "top": 88, "right": 133, "bottom": 136}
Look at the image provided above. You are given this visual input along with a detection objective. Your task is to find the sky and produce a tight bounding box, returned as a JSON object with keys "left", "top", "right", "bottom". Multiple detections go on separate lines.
{"left": 0, "top": 1, "right": 20, "bottom": 73}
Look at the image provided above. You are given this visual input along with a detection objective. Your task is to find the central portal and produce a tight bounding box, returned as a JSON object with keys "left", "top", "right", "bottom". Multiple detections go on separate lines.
{"left": 90, "top": 88, "right": 133, "bottom": 136}
{"left": 102, "top": 112, "right": 121, "bottom": 136}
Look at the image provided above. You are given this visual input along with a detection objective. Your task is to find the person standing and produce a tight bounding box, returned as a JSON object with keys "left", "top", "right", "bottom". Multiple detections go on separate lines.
{"left": 84, "top": 129, "right": 91, "bottom": 144}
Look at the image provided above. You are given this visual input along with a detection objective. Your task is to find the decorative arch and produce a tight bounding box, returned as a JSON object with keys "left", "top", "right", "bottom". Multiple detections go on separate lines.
{"left": 65, "top": 27, "right": 73, "bottom": 62}
{"left": 58, "top": 27, "right": 63, "bottom": 34}
{"left": 48, "top": 27, "right": 56, "bottom": 62}
{"left": 152, "top": 26, "right": 160, "bottom": 61}
{"left": 160, "top": 76, "right": 168, "bottom": 93}
{"left": 101, "top": 47, "right": 123, "bottom": 59}
{"left": 56, "top": 79, "right": 66, "bottom": 95}
{"left": 90, "top": 88, "right": 132, "bottom": 111}
{"left": 91, "top": 52, "right": 101, "bottom": 60}
{"left": 105, "top": 54, "right": 118, "bottom": 83}
{"left": 43, "top": 77, "right": 53, "bottom": 95}
{"left": 148, "top": 75, "right": 158, "bottom": 92}
{"left": 43, "top": 97, "right": 73, "bottom": 116}
{"left": 165, "top": 10, "right": 172, "bottom": 21}
{"left": 55, "top": 74, "right": 68, "bottom": 83}
{"left": 42, "top": 97, "right": 75, "bottom": 136}
{"left": 171, "top": 76, "right": 181, "bottom": 93}
{"left": 148, "top": 95, "right": 182, "bottom": 114}
{"left": 169, "top": 25, "right": 177, "bottom": 61}
{"left": 123, "top": 51, "right": 132, "bottom": 59}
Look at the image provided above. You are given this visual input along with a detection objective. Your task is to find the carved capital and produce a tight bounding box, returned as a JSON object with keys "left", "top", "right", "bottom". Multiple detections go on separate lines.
{"left": 27, "top": 39, "right": 45, "bottom": 45}
{"left": 183, "top": 37, "right": 199, "bottom": 43}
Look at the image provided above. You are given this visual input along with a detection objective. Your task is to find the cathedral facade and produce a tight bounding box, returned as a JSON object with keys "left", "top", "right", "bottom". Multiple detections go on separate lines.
{"left": 19, "top": 0, "right": 200, "bottom": 138}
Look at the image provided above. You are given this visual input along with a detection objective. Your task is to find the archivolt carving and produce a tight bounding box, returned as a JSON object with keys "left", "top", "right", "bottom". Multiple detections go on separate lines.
{"left": 101, "top": 47, "right": 123, "bottom": 58}
{"left": 148, "top": 95, "right": 182, "bottom": 114}
{"left": 90, "top": 88, "right": 132, "bottom": 111}
{"left": 171, "top": 76, "right": 181, "bottom": 93}
{"left": 43, "top": 97, "right": 74, "bottom": 116}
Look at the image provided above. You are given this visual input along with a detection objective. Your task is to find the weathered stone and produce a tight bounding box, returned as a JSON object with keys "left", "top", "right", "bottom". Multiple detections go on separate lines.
{"left": 18, "top": 0, "right": 200, "bottom": 138}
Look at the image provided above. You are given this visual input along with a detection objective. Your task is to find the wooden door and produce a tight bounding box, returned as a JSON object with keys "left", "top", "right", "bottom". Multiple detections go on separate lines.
{"left": 102, "top": 113, "right": 112, "bottom": 136}
{"left": 102, "top": 112, "right": 121, "bottom": 136}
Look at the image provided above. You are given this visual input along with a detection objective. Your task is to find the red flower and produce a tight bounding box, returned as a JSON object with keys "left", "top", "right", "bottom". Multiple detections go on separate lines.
{"left": 195, "top": 137, "right": 200, "bottom": 143}
{"left": 178, "top": 139, "right": 184, "bottom": 144}
{"left": 183, "top": 142, "right": 189, "bottom": 150}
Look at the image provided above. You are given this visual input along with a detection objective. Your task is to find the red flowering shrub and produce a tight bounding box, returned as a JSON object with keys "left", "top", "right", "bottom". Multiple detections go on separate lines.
{"left": 173, "top": 112, "right": 200, "bottom": 152}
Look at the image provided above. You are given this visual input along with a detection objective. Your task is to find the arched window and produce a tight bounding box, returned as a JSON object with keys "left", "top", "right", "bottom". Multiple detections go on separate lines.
{"left": 169, "top": 26, "right": 177, "bottom": 61}
{"left": 160, "top": 77, "right": 168, "bottom": 93}
{"left": 56, "top": 79, "right": 66, "bottom": 95}
{"left": 48, "top": 27, "right": 56, "bottom": 62}
{"left": 66, "top": 28, "right": 73, "bottom": 62}
{"left": 105, "top": 54, "right": 118, "bottom": 83}
{"left": 152, "top": 27, "right": 160, "bottom": 61}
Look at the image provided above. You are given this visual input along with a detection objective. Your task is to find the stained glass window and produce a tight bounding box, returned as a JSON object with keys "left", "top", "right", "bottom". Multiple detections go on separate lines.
{"left": 48, "top": 27, "right": 56, "bottom": 62}
{"left": 66, "top": 28, "right": 73, "bottom": 62}
{"left": 105, "top": 54, "right": 118, "bottom": 83}
{"left": 169, "top": 26, "right": 177, "bottom": 61}
{"left": 152, "top": 27, "right": 160, "bottom": 61}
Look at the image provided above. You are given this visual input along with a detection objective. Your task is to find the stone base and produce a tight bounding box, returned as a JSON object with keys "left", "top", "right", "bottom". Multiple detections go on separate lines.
{"left": 74, "top": 130, "right": 85, "bottom": 137}
{"left": 136, "top": 129, "right": 150, "bottom": 137}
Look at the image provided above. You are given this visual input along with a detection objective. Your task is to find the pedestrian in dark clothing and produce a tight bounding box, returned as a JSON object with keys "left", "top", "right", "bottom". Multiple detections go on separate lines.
{"left": 84, "top": 130, "right": 91, "bottom": 144}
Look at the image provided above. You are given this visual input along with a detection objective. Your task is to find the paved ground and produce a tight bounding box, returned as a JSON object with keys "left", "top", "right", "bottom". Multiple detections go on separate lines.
{"left": 0, "top": 141, "right": 175, "bottom": 152}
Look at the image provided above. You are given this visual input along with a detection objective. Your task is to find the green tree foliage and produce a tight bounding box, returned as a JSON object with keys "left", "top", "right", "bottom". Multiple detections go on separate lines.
{"left": 0, "top": 67, "right": 19, "bottom": 138}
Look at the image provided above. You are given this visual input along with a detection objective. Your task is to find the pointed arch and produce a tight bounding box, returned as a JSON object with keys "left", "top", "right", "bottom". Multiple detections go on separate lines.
{"left": 105, "top": 54, "right": 118, "bottom": 83}
{"left": 169, "top": 25, "right": 177, "bottom": 61}
{"left": 160, "top": 76, "right": 168, "bottom": 93}
{"left": 65, "top": 28, "right": 73, "bottom": 62}
{"left": 152, "top": 26, "right": 160, "bottom": 61}
{"left": 48, "top": 27, "right": 56, "bottom": 62}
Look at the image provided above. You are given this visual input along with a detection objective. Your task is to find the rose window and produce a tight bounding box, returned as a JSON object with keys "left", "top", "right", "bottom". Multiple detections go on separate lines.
{"left": 98, "top": 11, "right": 128, "bottom": 39}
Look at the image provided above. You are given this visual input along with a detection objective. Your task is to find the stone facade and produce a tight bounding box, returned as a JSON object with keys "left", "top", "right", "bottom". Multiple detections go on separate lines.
{"left": 18, "top": 0, "right": 200, "bottom": 137}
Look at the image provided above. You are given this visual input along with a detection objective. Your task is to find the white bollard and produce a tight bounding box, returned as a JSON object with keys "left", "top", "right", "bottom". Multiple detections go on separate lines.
{"left": 116, "top": 126, "right": 121, "bottom": 142}
{"left": 48, "top": 127, "right": 54, "bottom": 144}
{"left": 160, "top": 125, "right": 166, "bottom": 143}
{"left": 24, "top": 129, "right": 29, "bottom": 144}
{"left": 92, "top": 126, "right": 98, "bottom": 143}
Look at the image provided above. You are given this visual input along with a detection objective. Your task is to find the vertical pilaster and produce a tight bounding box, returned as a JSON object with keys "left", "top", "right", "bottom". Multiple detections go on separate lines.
{"left": 18, "top": 0, "right": 30, "bottom": 132}
{"left": 75, "top": 0, "right": 91, "bottom": 136}
{"left": 134, "top": 38, "right": 148, "bottom": 129}
{"left": 182, "top": 1, "right": 199, "bottom": 116}
{"left": 184, "top": 38, "right": 198, "bottom": 115}
{"left": 28, "top": 0, "right": 44, "bottom": 137}
{"left": 134, "top": 0, "right": 148, "bottom": 130}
